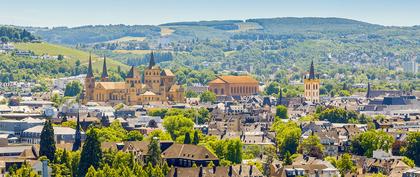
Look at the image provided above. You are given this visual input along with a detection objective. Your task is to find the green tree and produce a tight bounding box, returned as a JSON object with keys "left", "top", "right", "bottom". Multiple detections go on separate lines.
{"left": 351, "top": 130, "right": 394, "bottom": 157}
{"left": 125, "top": 131, "right": 144, "bottom": 141}
{"left": 199, "top": 91, "right": 216, "bottom": 103}
{"left": 193, "top": 130, "right": 199, "bottom": 145}
{"left": 6, "top": 162, "right": 39, "bottom": 177}
{"left": 299, "top": 135, "right": 324, "bottom": 159}
{"left": 405, "top": 132, "right": 420, "bottom": 166}
{"left": 271, "top": 121, "right": 301, "bottom": 156}
{"left": 183, "top": 132, "right": 191, "bottom": 144}
{"left": 265, "top": 82, "right": 279, "bottom": 95}
{"left": 78, "top": 128, "right": 102, "bottom": 177}
{"left": 64, "top": 81, "right": 83, "bottom": 97}
{"left": 146, "top": 137, "right": 162, "bottom": 166}
{"left": 185, "top": 90, "right": 199, "bottom": 98}
{"left": 402, "top": 156, "right": 415, "bottom": 168}
{"left": 163, "top": 115, "right": 194, "bottom": 140}
{"left": 283, "top": 151, "right": 292, "bottom": 165}
{"left": 275, "top": 105, "right": 288, "bottom": 119}
{"left": 318, "top": 107, "right": 358, "bottom": 123}
{"left": 39, "top": 119, "right": 56, "bottom": 162}
{"left": 336, "top": 153, "right": 356, "bottom": 176}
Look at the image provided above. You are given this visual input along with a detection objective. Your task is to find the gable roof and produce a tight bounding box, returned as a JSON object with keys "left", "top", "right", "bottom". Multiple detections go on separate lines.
{"left": 162, "top": 144, "right": 218, "bottom": 160}
{"left": 96, "top": 82, "right": 126, "bottom": 90}
{"left": 208, "top": 76, "right": 258, "bottom": 84}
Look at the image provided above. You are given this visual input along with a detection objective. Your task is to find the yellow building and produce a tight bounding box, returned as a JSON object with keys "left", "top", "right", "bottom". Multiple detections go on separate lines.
{"left": 303, "top": 60, "right": 320, "bottom": 103}
{"left": 208, "top": 75, "right": 259, "bottom": 96}
{"left": 84, "top": 52, "right": 184, "bottom": 105}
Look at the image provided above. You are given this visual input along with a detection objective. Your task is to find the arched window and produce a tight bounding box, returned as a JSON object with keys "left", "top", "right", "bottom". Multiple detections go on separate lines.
{"left": 214, "top": 88, "right": 218, "bottom": 94}
{"left": 221, "top": 88, "right": 224, "bottom": 95}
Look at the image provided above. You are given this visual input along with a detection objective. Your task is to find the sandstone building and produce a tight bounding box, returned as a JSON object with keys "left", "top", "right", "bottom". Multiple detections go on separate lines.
{"left": 83, "top": 53, "right": 184, "bottom": 105}
{"left": 303, "top": 60, "right": 320, "bottom": 103}
{"left": 208, "top": 75, "right": 259, "bottom": 96}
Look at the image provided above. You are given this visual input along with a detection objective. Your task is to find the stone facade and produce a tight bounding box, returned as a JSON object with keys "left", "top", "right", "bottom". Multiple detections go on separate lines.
{"left": 208, "top": 76, "right": 259, "bottom": 96}
{"left": 84, "top": 52, "right": 184, "bottom": 105}
{"left": 304, "top": 60, "right": 320, "bottom": 103}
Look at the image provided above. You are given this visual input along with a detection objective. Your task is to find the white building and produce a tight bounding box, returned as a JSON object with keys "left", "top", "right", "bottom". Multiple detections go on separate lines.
{"left": 52, "top": 74, "right": 86, "bottom": 91}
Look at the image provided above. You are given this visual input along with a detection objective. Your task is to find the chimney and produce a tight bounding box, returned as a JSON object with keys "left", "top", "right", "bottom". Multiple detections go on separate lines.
{"left": 249, "top": 165, "right": 253, "bottom": 176}
{"left": 199, "top": 166, "right": 203, "bottom": 177}
{"left": 228, "top": 166, "right": 233, "bottom": 177}
{"left": 174, "top": 167, "right": 178, "bottom": 177}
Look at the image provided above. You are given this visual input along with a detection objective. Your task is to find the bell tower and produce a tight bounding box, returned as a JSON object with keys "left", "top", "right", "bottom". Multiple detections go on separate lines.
{"left": 125, "top": 66, "right": 142, "bottom": 105}
{"left": 303, "top": 60, "right": 320, "bottom": 103}
{"left": 101, "top": 56, "right": 109, "bottom": 82}
{"left": 84, "top": 53, "right": 95, "bottom": 103}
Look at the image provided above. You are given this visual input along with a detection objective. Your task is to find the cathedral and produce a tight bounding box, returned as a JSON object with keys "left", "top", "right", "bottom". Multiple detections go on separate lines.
{"left": 83, "top": 52, "right": 185, "bottom": 105}
{"left": 303, "top": 60, "right": 320, "bottom": 103}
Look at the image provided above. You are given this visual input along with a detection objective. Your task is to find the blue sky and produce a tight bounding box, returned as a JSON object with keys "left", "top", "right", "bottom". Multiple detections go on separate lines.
{"left": 1, "top": 0, "right": 419, "bottom": 27}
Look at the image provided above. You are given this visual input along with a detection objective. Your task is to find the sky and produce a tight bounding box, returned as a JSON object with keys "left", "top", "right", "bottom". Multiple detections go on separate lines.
{"left": 1, "top": 0, "right": 419, "bottom": 27}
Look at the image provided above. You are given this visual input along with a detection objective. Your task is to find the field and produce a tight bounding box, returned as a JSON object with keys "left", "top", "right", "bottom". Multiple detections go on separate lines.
{"left": 13, "top": 42, "right": 129, "bottom": 71}
{"left": 230, "top": 22, "right": 264, "bottom": 32}
{"left": 160, "top": 27, "right": 175, "bottom": 36}
{"left": 113, "top": 49, "right": 152, "bottom": 54}
{"left": 105, "top": 36, "right": 146, "bottom": 43}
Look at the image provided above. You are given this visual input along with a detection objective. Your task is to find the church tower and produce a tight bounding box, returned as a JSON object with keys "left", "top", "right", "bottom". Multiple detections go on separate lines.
{"left": 144, "top": 52, "right": 161, "bottom": 93}
{"left": 101, "top": 56, "right": 109, "bottom": 82}
{"left": 125, "top": 66, "right": 142, "bottom": 105}
{"left": 303, "top": 60, "right": 320, "bottom": 103}
{"left": 84, "top": 53, "right": 95, "bottom": 103}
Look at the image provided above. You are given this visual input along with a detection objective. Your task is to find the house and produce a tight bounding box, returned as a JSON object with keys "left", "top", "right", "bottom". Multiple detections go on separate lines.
{"left": 273, "top": 155, "right": 339, "bottom": 177}
{"left": 162, "top": 144, "right": 219, "bottom": 167}
{"left": 166, "top": 165, "right": 263, "bottom": 177}
{"left": 21, "top": 126, "right": 85, "bottom": 144}
{"left": 0, "top": 117, "right": 44, "bottom": 136}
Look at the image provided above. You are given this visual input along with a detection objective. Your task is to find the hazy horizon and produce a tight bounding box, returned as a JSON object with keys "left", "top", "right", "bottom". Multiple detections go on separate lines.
{"left": 1, "top": 0, "right": 419, "bottom": 27}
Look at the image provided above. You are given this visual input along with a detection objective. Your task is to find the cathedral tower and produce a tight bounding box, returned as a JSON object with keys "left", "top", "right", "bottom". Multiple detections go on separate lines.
{"left": 144, "top": 52, "right": 161, "bottom": 93}
{"left": 303, "top": 60, "right": 320, "bottom": 103}
{"left": 125, "top": 66, "right": 142, "bottom": 105}
{"left": 101, "top": 56, "right": 109, "bottom": 82}
{"left": 84, "top": 53, "right": 95, "bottom": 103}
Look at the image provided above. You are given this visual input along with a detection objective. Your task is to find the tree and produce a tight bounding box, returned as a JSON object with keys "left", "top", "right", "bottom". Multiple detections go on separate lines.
{"left": 265, "top": 82, "right": 279, "bottom": 95}
{"left": 351, "top": 130, "right": 394, "bottom": 157}
{"left": 318, "top": 107, "right": 358, "bottom": 123}
{"left": 336, "top": 153, "right": 356, "bottom": 176}
{"left": 147, "top": 119, "right": 158, "bottom": 128}
{"left": 6, "top": 162, "right": 39, "bottom": 177}
{"left": 283, "top": 151, "right": 292, "bottom": 165}
{"left": 183, "top": 132, "right": 191, "bottom": 144}
{"left": 39, "top": 119, "right": 56, "bottom": 162}
{"left": 299, "top": 135, "right": 324, "bottom": 159}
{"left": 64, "top": 81, "right": 83, "bottom": 97}
{"left": 271, "top": 121, "right": 301, "bottom": 156}
{"left": 402, "top": 156, "right": 415, "bottom": 168}
{"left": 199, "top": 91, "right": 216, "bottom": 103}
{"left": 125, "top": 131, "right": 144, "bottom": 141}
{"left": 185, "top": 90, "right": 199, "bottom": 98}
{"left": 275, "top": 105, "right": 288, "bottom": 119}
{"left": 193, "top": 130, "right": 199, "bottom": 145}
{"left": 78, "top": 128, "right": 102, "bottom": 177}
{"left": 146, "top": 137, "right": 162, "bottom": 166}
{"left": 405, "top": 132, "right": 420, "bottom": 166}
{"left": 163, "top": 115, "right": 194, "bottom": 140}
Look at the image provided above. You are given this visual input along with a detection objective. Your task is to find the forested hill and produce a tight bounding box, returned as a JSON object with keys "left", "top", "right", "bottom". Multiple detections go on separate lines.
{"left": 25, "top": 17, "right": 404, "bottom": 45}
{"left": 0, "top": 26, "right": 38, "bottom": 42}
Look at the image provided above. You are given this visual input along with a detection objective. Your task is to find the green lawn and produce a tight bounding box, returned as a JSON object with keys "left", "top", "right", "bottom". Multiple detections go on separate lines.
{"left": 13, "top": 42, "right": 129, "bottom": 72}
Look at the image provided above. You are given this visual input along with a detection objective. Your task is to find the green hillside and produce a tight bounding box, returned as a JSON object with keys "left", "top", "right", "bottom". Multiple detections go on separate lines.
{"left": 13, "top": 42, "right": 129, "bottom": 72}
